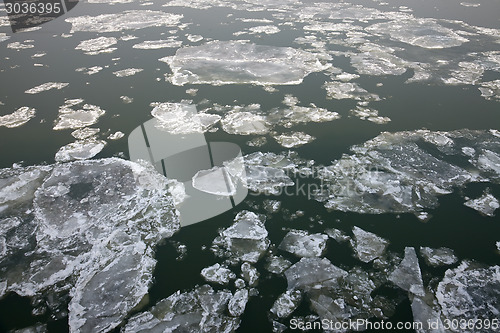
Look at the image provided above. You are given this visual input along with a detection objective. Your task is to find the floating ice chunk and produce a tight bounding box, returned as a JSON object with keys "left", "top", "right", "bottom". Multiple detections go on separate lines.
{"left": 419, "top": 247, "right": 458, "bottom": 267}
{"left": 350, "top": 105, "right": 391, "bottom": 124}
{"left": 272, "top": 132, "right": 315, "bottom": 148}
{"left": 464, "top": 191, "right": 499, "bottom": 217}
{"left": 241, "top": 262, "right": 259, "bottom": 287}
{"left": 55, "top": 140, "right": 106, "bottom": 162}
{"left": 285, "top": 257, "right": 347, "bottom": 291}
{"left": 108, "top": 131, "right": 124, "bottom": 140}
{"left": 75, "top": 37, "right": 117, "bottom": 55}
{"left": 123, "top": 285, "right": 239, "bottom": 332}
{"left": 437, "top": 261, "right": 500, "bottom": 332}
{"left": 460, "top": 2, "right": 480, "bottom": 7}
{"left": 54, "top": 101, "right": 105, "bottom": 130}
{"left": 475, "top": 149, "right": 500, "bottom": 177}
{"left": 350, "top": 44, "right": 409, "bottom": 76}
{"left": 0, "top": 107, "right": 36, "bottom": 128}
{"left": 201, "top": 263, "right": 236, "bottom": 285}
{"left": 187, "top": 34, "right": 203, "bottom": 42}
{"left": 411, "top": 296, "right": 446, "bottom": 333}
{"left": 133, "top": 39, "right": 182, "bottom": 49}
{"left": 164, "top": 40, "right": 330, "bottom": 86}
{"left": 228, "top": 289, "right": 249, "bottom": 316}
{"left": 66, "top": 10, "right": 183, "bottom": 33}
{"left": 0, "top": 33, "right": 9, "bottom": 43}
{"left": 269, "top": 105, "right": 340, "bottom": 128}
{"left": 324, "top": 81, "right": 380, "bottom": 101}
{"left": 212, "top": 211, "right": 269, "bottom": 263}
{"left": 270, "top": 290, "right": 302, "bottom": 318}
{"left": 192, "top": 166, "right": 237, "bottom": 196}
{"left": 246, "top": 136, "right": 267, "bottom": 147}
{"left": 263, "top": 199, "right": 281, "bottom": 213}
{"left": 265, "top": 255, "right": 291, "bottom": 274}
{"left": 244, "top": 165, "right": 294, "bottom": 195}
{"left": 325, "top": 228, "right": 350, "bottom": 243}
{"left": 7, "top": 42, "right": 34, "bottom": 49}
{"left": 248, "top": 25, "right": 280, "bottom": 34}
{"left": 222, "top": 111, "right": 269, "bottom": 135}
{"left": 76, "top": 66, "right": 103, "bottom": 75}
{"left": 350, "top": 226, "right": 388, "bottom": 263}
{"left": 152, "top": 102, "right": 221, "bottom": 134}
{"left": 113, "top": 68, "right": 143, "bottom": 77}
{"left": 366, "top": 18, "right": 468, "bottom": 49}
{"left": 389, "top": 247, "right": 425, "bottom": 297}
{"left": 25, "top": 82, "right": 68, "bottom": 94}
{"left": 478, "top": 80, "right": 500, "bottom": 101}
{"left": 278, "top": 230, "right": 328, "bottom": 258}
{"left": 71, "top": 128, "right": 100, "bottom": 140}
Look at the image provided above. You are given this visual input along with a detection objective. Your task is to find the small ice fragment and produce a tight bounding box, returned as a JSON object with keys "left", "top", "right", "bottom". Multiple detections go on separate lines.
{"left": 284, "top": 257, "right": 347, "bottom": 291}
{"left": 133, "top": 39, "right": 182, "bottom": 49}
{"left": 240, "top": 262, "right": 259, "bottom": 287}
{"left": 222, "top": 111, "right": 269, "bottom": 135}
{"left": 152, "top": 102, "right": 220, "bottom": 134}
{"left": 248, "top": 25, "right": 280, "bottom": 34}
{"left": 120, "top": 96, "right": 133, "bottom": 104}
{"left": 0, "top": 107, "right": 36, "bottom": 128}
{"left": 265, "top": 256, "right": 291, "bottom": 274}
{"left": 201, "top": 263, "right": 236, "bottom": 285}
{"left": 228, "top": 289, "right": 249, "bottom": 316}
{"left": 75, "top": 37, "right": 117, "bottom": 54}
{"left": 108, "top": 131, "right": 124, "bottom": 140}
{"left": 246, "top": 137, "right": 267, "bottom": 147}
{"left": 389, "top": 247, "right": 425, "bottom": 297}
{"left": 324, "top": 81, "right": 380, "bottom": 101}
{"left": 278, "top": 230, "right": 328, "bottom": 257}
{"left": 25, "top": 82, "right": 68, "bottom": 94}
{"left": 71, "top": 128, "right": 100, "bottom": 140}
{"left": 187, "top": 34, "right": 203, "bottom": 42}
{"left": 7, "top": 42, "right": 34, "bottom": 49}
{"left": 460, "top": 2, "right": 480, "bottom": 7}
{"left": 272, "top": 132, "right": 315, "bottom": 148}
{"left": 464, "top": 191, "right": 499, "bottom": 217}
{"left": 54, "top": 102, "right": 105, "bottom": 130}
{"left": 270, "top": 290, "right": 302, "bottom": 318}
{"left": 419, "top": 247, "right": 458, "bottom": 267}
{"left": 55, "top": 140, "right": 106, "bottom": 162}
{"left": 350, "top": 226, "right": 388, "bottom": 263}
{"left": 192, "top": 166, "right": 237, "bottom": 196}
{"left": 325, "top": 228, "right": 350, "bottom": 243}
{"left": 113, "top": 68, "right": 143, "bottom": 77}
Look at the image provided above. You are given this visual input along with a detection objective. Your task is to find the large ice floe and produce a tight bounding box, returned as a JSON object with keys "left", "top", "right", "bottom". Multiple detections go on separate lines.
{"left": 66, "top": 10, "right": 183, "bottom": 33}
{"left": 0, "top": 158, "right": 180, "bottom": 333}
{"left": 53, "top": 99, "right": 105, "bottom": 130}
{"left": 0, "top": 107, "right": 36, "bottom": 128}
{"left": 314, "top": 129, "right": 500, "bottom": 216}
{"left": 161, "top": 40, "right": 330, "bottom": 86}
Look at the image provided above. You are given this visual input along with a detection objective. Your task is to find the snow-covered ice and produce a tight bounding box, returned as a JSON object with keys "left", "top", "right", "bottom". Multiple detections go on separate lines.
{"left": 464, "top": 191, "right": 499, "bottom": 217}
{"left": 201, "top": 263, "right": 236, "bottom": 285}
{"left": 419, "top": 247, "right": 458, "bottom": 267}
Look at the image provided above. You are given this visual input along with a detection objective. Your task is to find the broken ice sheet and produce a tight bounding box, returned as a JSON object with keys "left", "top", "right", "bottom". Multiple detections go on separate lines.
{"left": 222, "top": 111, "right": 269, "bottom": 135}
{"left": 389, "top": 247, "right": 425, "bottom": 297}
{"left": 55, "top": 140, "right": 106, "bottom": 162}
{"left": 152, "top": 102, "right": 220, "bottom": 134}
{"left": 248, "top": 25, "right": 280, "bottom": 34}
{"left": 366, "top": 18, "right": 469, "bottom": 49}
{"left": 437, "top": 261, "right": 500, "bottom": 332}
{"left": 464, "top": 191, "right": 499, "bottom": 217}
{"left": 71, "top": 128, "right": 99, "bottom": 140}
{"left": 350, "top": 43, "right": 410, "bottom": 76}
{"left": 201, "top": 263, "right": 236, "bottom": 285}
{"left": 350, "top": 105, "right": 391, "bottom": 124}
{"left": 272, "top": 132, "right": 316, "bottom": 148}
{"left": 285, "top": 257, "right": 348, "bottom": 291}
{"left": 419, "top": 247, "right": 457, "bottom": 267}
{"left": 53, "top": 100, "right": 105, "bottom": 130}
{"left": 113, "top": 68, "right": 143, "bottom": 77}
{"left": 278, "top": 230, "right": 328, "bottom": 257}
{"left": 25, "top": 82, "right": 68, "bottom": 94}
{"left": 212, "top": 210, "right": 269, "bottom": 263}
{"left": 350, "top": 226, "right": 388, "bottom": 263}
{"left": 265, "top": 255, "right": 291, "bottom": 275}
{"left": 0, "top": 158, "right": 180, "bottom": 332}
{"left": 66, "top": 10, "right": 183, "bottom": 33}
{"left": 192, "top": 166, "right": 237, "bottom": 196}
{"left": 75, "top": 37, "right": 117, "bottom": 55}
{"left": 133, "top": 39, "right": 182, "bottom": 49}
{"left": 123, "top": 285, "right": 240, "bottom": 333}
{"left": 162, "top": 40, "right": 330, "bottom": 86}
{"left": 270, "top": 290, "right": 302, "bottom": 319}
{"left": 269, "top": 105, "right": 340, "bottom": 128}
{"left": 0, "top": 107, "right": 36, "bottom": 128}
{"left": 324, "top": 81, "right": 380, "bottom": 101}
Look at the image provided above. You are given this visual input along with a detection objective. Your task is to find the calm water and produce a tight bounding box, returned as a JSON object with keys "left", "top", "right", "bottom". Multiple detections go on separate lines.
{"left": 0, "top": 0, "right": 499, "bottom": 332}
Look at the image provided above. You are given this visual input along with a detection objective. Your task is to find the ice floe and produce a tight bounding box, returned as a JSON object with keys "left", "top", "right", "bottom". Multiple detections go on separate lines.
{"left": 0, "top": 33, "right": 9, "bottom": 43}
{"left": 270, "top": 290, "right": 302, "bottom": 319}
{"left": 272, "top": 132, "right": 315, "bottom": 148}
{"left": 464, "top": 190, "right": 499, "bottom": 217}
{"left": 265, "top": 255, "right": 291, "bottom": 275}
{"left": 152, "top": 102, "right": 221, "bottom": 134}
{"left": 123, "top": 285, "right": 240, "bottom": 332}
{"left": 248, "top": 25, "right": 280, "bottom": 35}
{"left": 133, "top": 39, "right": 182, "bottom": 49}
{"left": 419, "top": 247, "right": 458, "bottom": 267}
{"left": 0, "top": 107, "right": 36, "bottom": 128}
{"left": 240, "top": 262, "right": 259, "bottom": 287}
{"left": 350, "top": 226, "right": 388, "bottom": 263}
{"left": 163, "top": 40, "right": 330, "bottom": 86}
{"left": 7, "top": 42, "right": 34, "bottom": 49}
{"left": 324, "top": 81, "right": 380, "bottom": 101}
{"left": 75, "top": 37, "right": 117, "bottom": 55}
{"left": 107, "top": 131, "right": 124, "bottom": 140}
{"left": 0, "top": 158, "right": 180, "bottom": 332}
{"left": 350, "top": 105, "right": 391, "bottom": 124}
{"left": 192, "top": 166, "right": 237, "bottom": 196}
{"left": 285, "top": 257, "right": 347, "bottom": 291}
{"left": 221, "top": 110, "right": 269, "bottom": 135}
{"left": 201, "top": 263, "right": 236, "bottom": 285}
{"left": 212, "top": 211, "right": 269, "bottom": 264}
{"left": 113, "top": 68, "right": 143, "bottom": 77}
{"left": 437, "top": 261, "right": 500, "bottom": 331}
{"left": 228, "top": 289, "right": 249, "bottom": 316}
{"left": 278, "top": 230, "right": 327, "bottom": 257}
{"left": 66, "top": 10, "right": 183, "bottom": 33}
{"left": 389, "top": 247, "right": 425, "bottom": 297}
{"left": 71, "top": 128, "right": 99, "bottom": 140}
{"left": 55, "top": 140, "right": 106, "bottom": 162}
{"left": 25, "top": 82, "right": 68, "bottom": 94}
{"left": 54, "top": 100, "right": 105, "bottom": 130}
